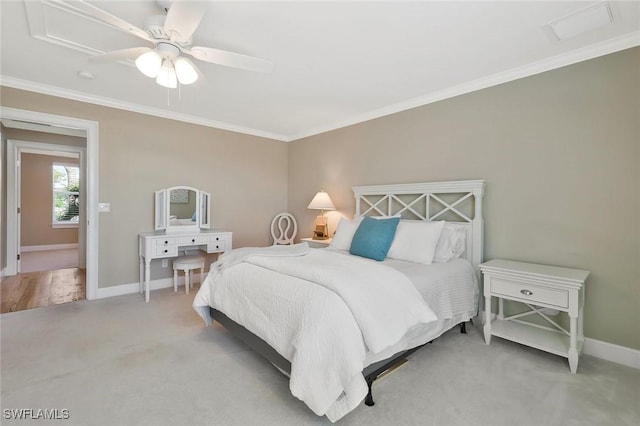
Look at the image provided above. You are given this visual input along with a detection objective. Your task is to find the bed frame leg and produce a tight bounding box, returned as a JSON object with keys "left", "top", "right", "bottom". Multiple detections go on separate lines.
{"left": 365, "top": 378, "right": 375, "bottom": 406}
{"left": 460, "top": 322, "right": 467, "bottom": 334}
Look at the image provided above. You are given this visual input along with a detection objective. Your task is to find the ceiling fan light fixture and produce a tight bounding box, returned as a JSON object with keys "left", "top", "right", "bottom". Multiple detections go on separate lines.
{"left": 156, "top": 59, "right": 177, "bottom": 88}
{"left": 174, "top": 57, "right": 198, "bottom": 85}
{"left": 135, "top": 50, "right": 162, "bottom": 78}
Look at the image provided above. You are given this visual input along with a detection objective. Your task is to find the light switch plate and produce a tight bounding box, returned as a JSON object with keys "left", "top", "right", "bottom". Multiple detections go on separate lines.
{"left": 98, "top": 202, "right": 110, "bottom": 213}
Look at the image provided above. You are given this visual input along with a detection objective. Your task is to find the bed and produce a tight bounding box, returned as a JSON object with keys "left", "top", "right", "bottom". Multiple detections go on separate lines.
{"left": 193, "top": 180, "right": 486, "bottom": 422}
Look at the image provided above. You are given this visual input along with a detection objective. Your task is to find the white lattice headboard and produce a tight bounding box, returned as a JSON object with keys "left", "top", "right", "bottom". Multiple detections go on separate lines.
{"left": 352, "top": 180, "right": 486, "bottom": 273}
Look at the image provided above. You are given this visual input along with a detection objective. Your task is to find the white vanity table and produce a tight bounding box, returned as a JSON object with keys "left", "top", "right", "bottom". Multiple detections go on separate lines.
{"left": 138, "top": 229, "right": 232, "bottom": 302}
{"left": 138, "top": 186, "right": 232, "bottom": 302}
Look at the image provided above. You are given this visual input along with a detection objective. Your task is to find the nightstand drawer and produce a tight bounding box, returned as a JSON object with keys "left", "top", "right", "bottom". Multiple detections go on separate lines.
{"left": 491, "top": 278, "right": 568, "bottom": 308}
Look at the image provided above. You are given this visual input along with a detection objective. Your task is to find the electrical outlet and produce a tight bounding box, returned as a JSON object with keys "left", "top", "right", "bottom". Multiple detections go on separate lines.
{"left": 161, "top": 259, "right": 168, "bottom": 268}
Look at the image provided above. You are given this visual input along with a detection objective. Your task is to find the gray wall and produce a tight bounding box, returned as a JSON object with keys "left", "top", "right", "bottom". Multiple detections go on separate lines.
{"left": 1, "top": 48, "right": 637, "bottom": 351}
{"left": 0, "top": 86, "right": 289, "bottom": 287}
{"left": 288, "top": 47, "right": 640, "bottom": 350}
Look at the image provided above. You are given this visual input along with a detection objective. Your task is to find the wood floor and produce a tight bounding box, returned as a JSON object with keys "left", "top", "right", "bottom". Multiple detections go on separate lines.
{"left": 0, "top": 268, "right": 86, "bottom": 314}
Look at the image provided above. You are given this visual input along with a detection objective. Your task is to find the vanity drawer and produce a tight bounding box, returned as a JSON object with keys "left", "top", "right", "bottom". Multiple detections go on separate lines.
{"left": 155, "top": 244, "right": 177, "bottom": 257}
{"left": 491, "top": 277, "right": 568, "bottom": 309}
{"left": 208, "top": 236, "right": 228, "bottom": 252}
{"left": 178, "top": 236, "right": 208, "bottom": 245}
{"left": 155, "top": 238, "right": 176, "bottom": 246}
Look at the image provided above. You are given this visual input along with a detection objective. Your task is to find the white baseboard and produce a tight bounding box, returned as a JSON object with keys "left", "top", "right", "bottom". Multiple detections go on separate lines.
{"left": 583, "top": 338, "right": 640, "bottom": 370}
{"left": 95, "top": 275, "right": 202, "bottom": 299}
{"left": 21, "top": 243, "right": 79, "bottom": 252}
{"left": 96, "top": 278, "right": 173, "bottom": 299}
{"left": 476, "top": 311, "right": 639, "bottom": 370}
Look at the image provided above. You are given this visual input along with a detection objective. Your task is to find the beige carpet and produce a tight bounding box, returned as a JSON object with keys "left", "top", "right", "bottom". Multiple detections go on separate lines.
{"left": 20, "top": 249, "right": 79, "bottom": 273}
{"left": 1, "top": 288, "right": 639, "bottom": 426}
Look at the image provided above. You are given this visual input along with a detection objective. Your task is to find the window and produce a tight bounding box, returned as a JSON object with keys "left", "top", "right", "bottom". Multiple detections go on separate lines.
{"left": 52, "top": 163, "right": 80, "bottom": 226}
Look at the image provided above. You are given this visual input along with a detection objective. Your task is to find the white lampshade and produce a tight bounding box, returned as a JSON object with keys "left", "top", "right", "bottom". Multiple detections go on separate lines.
{"left": 156, "top": 59, "right": 177, "bottom": 88}
{"left": 307, "top": 190, "right": 336, "bottom": 211}
{"left": 174, "top": 57, "right": 198, "bottom": 85}
{"left": 135, "top": 50, "right": 162, "bottom": 78}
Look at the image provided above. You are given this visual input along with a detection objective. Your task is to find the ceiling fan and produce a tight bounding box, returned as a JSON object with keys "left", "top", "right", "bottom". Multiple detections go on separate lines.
{"left": 64, "top": 0, "right": 273, "bottom": 88}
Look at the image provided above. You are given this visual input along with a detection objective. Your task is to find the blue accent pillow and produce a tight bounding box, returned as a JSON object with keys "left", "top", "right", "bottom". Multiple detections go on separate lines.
{"left": 349, "top": 216, "right": 400, "bottom": 261}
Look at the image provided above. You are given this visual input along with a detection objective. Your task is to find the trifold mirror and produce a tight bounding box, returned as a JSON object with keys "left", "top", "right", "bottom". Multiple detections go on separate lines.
{"left": 155, "top": 186, "right": 210, "bottom": 233}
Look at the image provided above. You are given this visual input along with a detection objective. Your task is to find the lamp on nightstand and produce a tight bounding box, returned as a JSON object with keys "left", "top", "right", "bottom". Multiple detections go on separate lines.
{"left": 307, "top": 190, "right": 335, "bottom": 240}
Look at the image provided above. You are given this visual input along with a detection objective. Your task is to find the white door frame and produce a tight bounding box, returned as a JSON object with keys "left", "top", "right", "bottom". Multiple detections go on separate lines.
{"left": 7, "top": 140, "right": 86, "bottom": 273}
{"left": 1, "top": 107, "right": 99, "bottom": 300}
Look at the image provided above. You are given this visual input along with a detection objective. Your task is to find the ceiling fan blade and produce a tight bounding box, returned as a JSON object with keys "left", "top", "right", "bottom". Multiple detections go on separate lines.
{"left": 56, "top": 0, "right": 153, "bottom": 43}
{"left": 185, "top": 46, "right": 274, "bottom": 73}
{"left": 89, "top": 47, "right": 152, "bottom": 63}
{"left": 164, "top": 0, "right": 207, "bottom": 42}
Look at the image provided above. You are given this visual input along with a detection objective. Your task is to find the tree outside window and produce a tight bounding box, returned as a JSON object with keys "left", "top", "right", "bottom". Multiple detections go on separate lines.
{"left": 53, "top": 164, "right": 80, "bottom": 225}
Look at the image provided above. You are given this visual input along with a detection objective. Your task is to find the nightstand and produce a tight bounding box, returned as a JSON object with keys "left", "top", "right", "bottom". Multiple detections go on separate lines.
{"left": 300, "top": 237, "right": 333, "bottom": 249}
{"left": 480, "top": 259, "right": 589, "bottom": 374}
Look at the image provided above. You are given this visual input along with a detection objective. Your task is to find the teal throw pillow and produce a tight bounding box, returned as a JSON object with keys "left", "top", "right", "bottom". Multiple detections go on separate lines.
{"left": 349, "top": 216, "right": 400, "bottom": 261}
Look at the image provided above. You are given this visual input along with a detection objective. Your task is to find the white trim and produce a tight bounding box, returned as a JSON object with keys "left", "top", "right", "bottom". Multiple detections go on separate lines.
{"left": 51, "top": 222, "right": 80, "bottom": 229}
{"left": 6, "top": 139, "right": 85, "bottom": 275}
{"left": 21, "top": 243, "right": 79, "bottom": 252}
{"left": 479, "top": 314, "right": 639, "bottom": 370}
{"left": 95, "top": 276, "right": 197, "bottom": 299}
{"left": 0, "top": 118, "right": 86, "bottom": 138}
{"left": 0, "top": 76, "right": 289, "bottom": 142}
{"left": 15, "top": 148, "right": 80, "bottom": 158}
{"left": 287, "top": 30, "right": 640, "bottom": 141}
{"left": 2, "top": 31, "right": 638, "bottom": 143}
{"left": 583, "top": 338, "right": 640, "bottom": 370}
{"left": 96, "top": 278, "right": 173, "bottom": 299}
{"left": 0, "top": 107, "right": 99, "bottom": 300}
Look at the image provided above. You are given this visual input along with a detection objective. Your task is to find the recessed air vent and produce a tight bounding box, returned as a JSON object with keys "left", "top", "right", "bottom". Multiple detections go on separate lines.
{"left": 544, "top": 1, "right": 614, "bottom": 41}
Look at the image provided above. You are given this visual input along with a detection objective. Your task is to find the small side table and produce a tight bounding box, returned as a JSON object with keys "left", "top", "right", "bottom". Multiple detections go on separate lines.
{"left": 480, "top": 259, "right": 589, "bottom": 374}
{"left": 300, "top": 237, "right": 333, "bottom": 249}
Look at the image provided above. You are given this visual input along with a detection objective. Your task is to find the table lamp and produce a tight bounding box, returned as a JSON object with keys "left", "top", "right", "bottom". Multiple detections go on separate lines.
{"left": 307, "top": 190, "right": 336, "bottom": 240}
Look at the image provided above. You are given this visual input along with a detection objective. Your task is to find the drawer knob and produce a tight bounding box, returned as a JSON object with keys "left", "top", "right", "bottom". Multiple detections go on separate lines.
{"left": 192, "top": 239, "right": 195, "bottom": 243}
{"left": 216, "top": 245, "right": 219, "bottom": 249}
{"left": 164, "top": 249, "right": 168, "bottom": 253}
{"left": 164, "top": 240, "right": 168, "bottom": 244}
{"left": 520, "top": 289, "right": 533, "bottom": 296}
{"left": 216, "top": 237, "right": 219, "bottom": 241}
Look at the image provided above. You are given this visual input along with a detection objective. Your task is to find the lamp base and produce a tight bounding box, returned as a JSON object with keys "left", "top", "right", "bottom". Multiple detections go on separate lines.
{"left": 312, "top": 216, "right": 329, "bottom": 240}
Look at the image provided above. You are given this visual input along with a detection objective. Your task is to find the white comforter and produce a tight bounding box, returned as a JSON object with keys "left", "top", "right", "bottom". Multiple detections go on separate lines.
{"left": 193, "top": 246, "right": 437, "bottom": 422}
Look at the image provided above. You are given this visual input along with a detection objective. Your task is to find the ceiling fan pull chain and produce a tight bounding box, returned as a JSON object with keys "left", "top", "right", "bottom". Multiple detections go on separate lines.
{"left": 178, "top": 82, "right": 182, "bottom": 102}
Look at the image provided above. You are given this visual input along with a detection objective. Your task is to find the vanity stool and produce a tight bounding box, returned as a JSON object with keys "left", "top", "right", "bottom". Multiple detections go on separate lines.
{"left": 173, "top": 255, "right": 205, "bottom": 295}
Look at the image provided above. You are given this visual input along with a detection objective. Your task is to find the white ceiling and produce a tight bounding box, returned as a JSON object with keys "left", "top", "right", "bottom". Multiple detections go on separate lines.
{"left": 1, "top": 1, "right": 639, "bottom": 142}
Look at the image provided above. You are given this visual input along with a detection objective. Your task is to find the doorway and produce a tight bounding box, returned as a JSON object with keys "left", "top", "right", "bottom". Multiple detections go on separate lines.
{"left": 1, "top": 107, "right": 99, "bottom": 303}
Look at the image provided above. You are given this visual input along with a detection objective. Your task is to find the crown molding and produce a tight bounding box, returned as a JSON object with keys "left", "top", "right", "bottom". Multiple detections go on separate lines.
{"left": 0, "top": 76, "right": 289, "bottom": 142}
{"left": 288, "top": 30, "right": 640, "bottom": 141}
{"left": 2, "top": 31, "right": 639, "bottom": 143}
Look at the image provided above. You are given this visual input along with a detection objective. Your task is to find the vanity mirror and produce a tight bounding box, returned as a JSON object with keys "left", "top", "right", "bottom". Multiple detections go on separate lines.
{"left": 155, "top": 186, "right": 210, "bottom": 233}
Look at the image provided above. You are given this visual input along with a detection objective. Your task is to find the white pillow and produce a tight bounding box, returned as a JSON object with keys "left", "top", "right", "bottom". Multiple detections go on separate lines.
{"left": 329, "top": 218, "right": 362, "bottom": 250}
{"left": 387, "top": 220, "right": 445, "bottom": 264}
{"left": 433, "top": 223, "right": 467, "bottom": 263}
